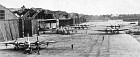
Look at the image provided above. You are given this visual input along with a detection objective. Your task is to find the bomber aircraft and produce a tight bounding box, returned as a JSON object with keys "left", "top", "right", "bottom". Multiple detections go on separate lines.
{"left": 0, "top": 34, "right": 56, "bottom": 54}
{"left": 96, "top": 28, "right": 129, "bottom": 34}
{"left": 104, "top": 24, "right": 121, "bottom": 29}
{"left": 71, "top": 24, "right": 89, "bottom": 29}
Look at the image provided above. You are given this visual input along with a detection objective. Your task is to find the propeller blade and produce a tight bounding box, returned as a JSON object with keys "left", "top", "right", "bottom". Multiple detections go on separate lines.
{"left": 5, "top": 44, "right": 7, "bottom": 48}
{"left": 37, "top": 36, "right": 39, "bottom": 41}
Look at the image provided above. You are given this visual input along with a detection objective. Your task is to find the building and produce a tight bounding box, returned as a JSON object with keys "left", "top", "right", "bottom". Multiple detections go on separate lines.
{"left": 0, "top": 5, "right": 18, "bottom": 20}
{"left": 11, "top": 6, "right": 60, "bottom": 36}
{"left": 0, "top": 4, "right": 19, "bottom": 42}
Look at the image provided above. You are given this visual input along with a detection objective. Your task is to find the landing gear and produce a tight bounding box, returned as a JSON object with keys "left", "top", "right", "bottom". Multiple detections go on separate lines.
{"left": 36, "top": 46, "right": 41, "bottom": 54}
{"left": 14, "top": 46, "right": 19, "bottom": 50}
{"left": 23, "top": 47, "right": 33, "bottom": 54}
{"left": 105, "top": 30, "right": 108, "bottom": 34}
{"left": 23, "top": 47, "right": 41, "bottom": 54}
{"left": 116, "top": 31, "right": 119, "bottom": 34}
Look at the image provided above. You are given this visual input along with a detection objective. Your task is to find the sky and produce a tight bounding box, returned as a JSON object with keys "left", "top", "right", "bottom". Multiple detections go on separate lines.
{"left": 0, "top": 0, "right": 140, "bottom": 15}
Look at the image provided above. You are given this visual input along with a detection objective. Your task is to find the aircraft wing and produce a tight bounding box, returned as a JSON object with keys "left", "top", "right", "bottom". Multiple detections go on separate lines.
{"left": 39, "top": 28, "right": 56, "bottom": 31}
{"left": 0, "top": 41, "right": 25, "bottom": 47}
{"left": 113, "top": 29, "right": 129, "bottom": 31}
{"left": 95, "top": 30, "right": 108, "bottom": 32}
{"left": 30, "top": 40, "right": 57, "bottom": 46}
{"left": 0, "top": 41, "right": 23, "bottom": 44}
{"left": 106, "top": 26, "right": 114, "bottom": 27}
{"left": 41, "top": 41, "right": 56, "bottom": 44}
{"left": 99, "top": 25, "right": 113, "bottom": 27}
{"left": 0, "top": 42, "right": 15, "bottom": 44}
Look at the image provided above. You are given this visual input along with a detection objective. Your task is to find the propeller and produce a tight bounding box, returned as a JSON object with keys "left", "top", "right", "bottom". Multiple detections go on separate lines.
{"left": 46, "top": 42, "right": 49, "bottom": 47}
{"left": 5, "top": 43, "right": 8, "bottom": 48}
{"left": 35, "top": 35, "right": 41, "bottom": 55}
{"left": 111, "top": 25, "right": 114, "bottom": 28}
{"left": 115, "top": 25, "right": 117, "bottom": 29}
{"left": 118, "top": 25, "right": 121, "bottom": 28}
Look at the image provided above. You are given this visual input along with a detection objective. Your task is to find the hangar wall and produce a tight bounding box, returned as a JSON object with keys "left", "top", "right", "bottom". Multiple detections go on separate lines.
{"left": 0, "top": 4, "right": 19, "bottom": 41}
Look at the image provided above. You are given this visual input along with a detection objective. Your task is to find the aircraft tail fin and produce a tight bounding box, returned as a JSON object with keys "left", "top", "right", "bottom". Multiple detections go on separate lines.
{"left": 37, "top": 35, "right": 39, "bottom": 41}
{"left": 27, "top": 33, "right": 30, "bottom": 42}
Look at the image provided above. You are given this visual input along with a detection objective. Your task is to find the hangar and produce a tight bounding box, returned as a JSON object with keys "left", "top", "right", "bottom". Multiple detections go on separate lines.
{"left": 0, "top": 4, "right": 19, "bottom": 42}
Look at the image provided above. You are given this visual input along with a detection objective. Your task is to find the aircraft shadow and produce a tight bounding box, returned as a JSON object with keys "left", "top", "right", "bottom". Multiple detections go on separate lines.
{"left": 40, "top": 46, "right": 71, "bottom": 55}
{"left": 0, "top": 46, "right": 71, "bottom": 55}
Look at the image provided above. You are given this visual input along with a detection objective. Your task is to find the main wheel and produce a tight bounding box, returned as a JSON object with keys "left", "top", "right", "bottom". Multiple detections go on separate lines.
{"left": 36, "top": 46, "right": 40, "bottom": 55}
{"left": 36, "top": 46, "right": 41, "bottom": 50}
{"left": 14, "top": 47, "right": 19, "bottom": 50}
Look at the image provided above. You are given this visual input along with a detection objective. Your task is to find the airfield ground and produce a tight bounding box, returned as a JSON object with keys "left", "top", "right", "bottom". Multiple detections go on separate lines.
{"left": 0, "top": 21, "right": 140, "bottom": 57}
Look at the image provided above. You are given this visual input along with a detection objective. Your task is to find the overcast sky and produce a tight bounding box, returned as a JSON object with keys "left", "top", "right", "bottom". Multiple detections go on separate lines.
{"left": 0, "top": 0, "right": 140, "bottom": 15}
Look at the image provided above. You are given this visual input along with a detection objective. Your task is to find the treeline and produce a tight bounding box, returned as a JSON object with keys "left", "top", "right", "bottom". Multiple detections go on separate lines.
{"left": 111, "top": 14, "right": 140, "bottom": 21}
